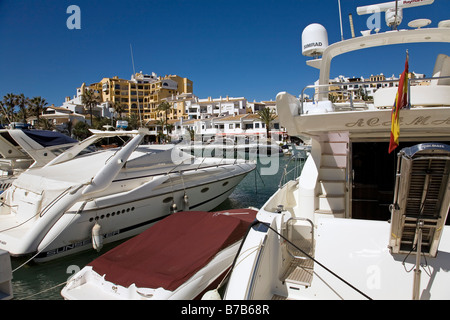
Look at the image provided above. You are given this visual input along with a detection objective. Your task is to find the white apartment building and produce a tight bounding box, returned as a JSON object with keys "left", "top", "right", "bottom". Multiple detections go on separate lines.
{"left": 247, "top": 100, "right": 277, "bottom": 113}
{"left": 309, "top": 73, "right": 426, "bottom": 103}
{"left": 60, "top": 84, "right": 114, "bottom": 123}
{"left": 173, "top": 113, "right": 285, "bottom": 143}
{"left": 185, "top": 96, "right": 247, "bottom": 120}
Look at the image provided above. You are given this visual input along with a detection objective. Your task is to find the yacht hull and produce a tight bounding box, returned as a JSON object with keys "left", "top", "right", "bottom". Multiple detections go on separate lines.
{"left": 0, "top": 161, "right": 254, "bottom": 262}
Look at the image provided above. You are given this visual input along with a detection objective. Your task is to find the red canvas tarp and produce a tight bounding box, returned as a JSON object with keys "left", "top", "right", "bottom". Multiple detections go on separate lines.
{"left": 89, "top": 209, "right": 257, "bottom": 291}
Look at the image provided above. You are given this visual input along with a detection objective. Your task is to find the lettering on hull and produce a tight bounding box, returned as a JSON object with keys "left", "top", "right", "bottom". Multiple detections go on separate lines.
{"left": 345, "top": 116, "right": 450, "bottom": 128}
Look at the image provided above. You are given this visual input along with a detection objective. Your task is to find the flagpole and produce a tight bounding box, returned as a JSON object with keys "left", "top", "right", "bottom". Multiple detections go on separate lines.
{"left": 389, "top": 49, "right": 410, "bottom": 153}
{"left": 394, "top": 0, "right": 399, "bottom": 30}
{"left": 406, "top": 50, "right": 411, "bottom": 109}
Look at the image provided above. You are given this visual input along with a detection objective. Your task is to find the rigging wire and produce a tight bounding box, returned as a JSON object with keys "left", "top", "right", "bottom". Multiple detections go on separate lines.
{"left": 12, "top": 211, "right": 81, "bottom": 273}
{"left": 214, "top": 217, "right": 372, "bottom": 300}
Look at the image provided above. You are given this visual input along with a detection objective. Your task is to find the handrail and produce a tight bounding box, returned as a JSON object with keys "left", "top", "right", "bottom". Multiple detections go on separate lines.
{"left": 299, "top": 75, "right": 450, "bottom": 115}
{"left": 279, "top": 153, "right": 305, "bottom": 187}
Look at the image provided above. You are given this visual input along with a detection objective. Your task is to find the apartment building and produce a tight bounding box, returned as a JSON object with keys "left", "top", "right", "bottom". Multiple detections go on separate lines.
{"left": 326, "top": 72, "right": 425, "bottom": 103}
{"left": 185, "top": 96, "right": 247, "bottom": 120}
{"left": 173, "top": 113, "right": 284, "bottom": 142}
{"left": 61, "top": 72, "right": 193, "bottom": 122}
{"left": 95, "top": 72, "right": 193, "bottom": 121}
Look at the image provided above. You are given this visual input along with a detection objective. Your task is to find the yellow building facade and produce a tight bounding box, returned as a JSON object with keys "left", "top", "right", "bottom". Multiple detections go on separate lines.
{"left": 89, "top": 73, "right": 193, "bottom": 121}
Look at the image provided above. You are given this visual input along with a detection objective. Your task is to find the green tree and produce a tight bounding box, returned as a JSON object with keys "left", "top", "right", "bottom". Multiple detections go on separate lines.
{"left": 40, "top": 118, "right": 55, "bottom": 131}
{"left": 15, "top": 93, "right": 29, "bottom": 124}
{"left": 113, "top": 101, "right": 127, "bottom": 120}
{"left": 72, "top": 121, "right": 91, "bottom": 140}
{"left": 186, "top": 127, "right": 195, "bottom": 142}
{"left": 156, "top": 118, "right": 165, "bottom": 143}
{"left": 2, "top": 93, "right": 17, "bottom": 123}
{"left": 257, "top": 107, "right": 277, "bottom": 139}
{"left": 166, "top": 123, "right": 174, "bottom": 142}
{"left": 0, "top": 101, "right": 4, "bottom": 125}
{"left": 156, "top": 101, "right": 172, "bottom": 136}
{"left": 128, "top": 112, "right": 140, "bottom": 130}
{"left": 81, "top": 88, "right": 101, "bottom": 126}
{"left": 29, "top": 96, "right": 48, "bottom": 127}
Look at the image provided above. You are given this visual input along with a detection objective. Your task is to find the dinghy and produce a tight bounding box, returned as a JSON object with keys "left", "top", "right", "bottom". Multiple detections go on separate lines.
{"left": 61, "top": 208, "right": 257, "bottom": 300}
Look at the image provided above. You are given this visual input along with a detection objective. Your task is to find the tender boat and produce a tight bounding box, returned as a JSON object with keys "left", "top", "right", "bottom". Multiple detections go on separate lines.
{"left": 0, "top": 129, "right": 78, "bottom": 192}
{"left": 221, "top": 1, "right": 450, "bottom": 300}
{"left": 61, "top": 208, "right": 257, "bottom": 300}
{"left": 0, "top": 129, "right": 255, "bottom": 262}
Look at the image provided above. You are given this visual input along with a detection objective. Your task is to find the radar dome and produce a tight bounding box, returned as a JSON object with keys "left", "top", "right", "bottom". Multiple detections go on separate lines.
{"left": 302, "top": 23, "right": 328, "bottom": 57}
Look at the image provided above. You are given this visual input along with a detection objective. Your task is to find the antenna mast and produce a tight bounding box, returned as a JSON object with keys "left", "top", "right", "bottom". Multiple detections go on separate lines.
{"left": 130, "top": 44, "right": 136, "bottom": 74}
{"left": 357, "top": 0, "right": 435, "bottom": 29}
{"left": 130, "top": 44, "right": 143, "bottom": 127}
{"left": 338, "top": 0, "right": 344, "bottom": 40}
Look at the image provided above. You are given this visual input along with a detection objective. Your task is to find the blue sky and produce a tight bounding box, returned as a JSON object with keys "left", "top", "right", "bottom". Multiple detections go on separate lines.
{"left": 0, "top": 0, "right": 449, "bottom": 106}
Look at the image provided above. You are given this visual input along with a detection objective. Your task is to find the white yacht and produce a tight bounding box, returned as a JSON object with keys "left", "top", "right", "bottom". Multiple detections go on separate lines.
{"left": 0, "top": 129, "right": 78, "bottom": 192}
{"left": 221, "top": 1, "right": 450, "bottom": 300}
{"left": 0, "top": 129, "right": 255, "bottom": 262}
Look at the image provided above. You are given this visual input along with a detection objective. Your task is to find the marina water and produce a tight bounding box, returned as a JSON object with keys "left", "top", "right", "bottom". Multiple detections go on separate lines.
{"left": 10, "top": 154, "right": 303, "bottom": 300}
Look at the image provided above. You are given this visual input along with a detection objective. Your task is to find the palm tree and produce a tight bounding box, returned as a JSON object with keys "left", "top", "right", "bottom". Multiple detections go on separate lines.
{"left": 72, "top": 121, "right": 91, "bottom": 140}
{"left": 29, "top": 96, "right": 48, "bottom": 127}
{"left": 186, "top": 127, "right": 195, "bottom": 142}
{"left": 166, "top": 123, "right": 174, "bottom": 142}
{"left": 113, "top": 101, "right": 127, "bottom": 119}
{"left": 15, "top": 93, "right": 29, "bottom": 124}
{"left": 156, "top": 101, "right": 172, "bottom": 136}
{"left": 0, "top": 101, "right": 5, "bottom": 125}
{"left": 257, "top": 107, "right": 277, "bottom": 139}
{"left": 81, "top": 88, "right": 101, "bottom": 126}
{"left": 2, "top": 93, "right": 16, "bottom": 123}
{"left": 40, "top": 118, "right": 55, "bottom": 131}
{"left": 156, "top": 118, "right": 166, "bottom": 143}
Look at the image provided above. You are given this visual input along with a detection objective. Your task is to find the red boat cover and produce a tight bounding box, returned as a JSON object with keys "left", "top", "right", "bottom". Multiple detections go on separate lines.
{"left": 89, "top": 209, "right": 257, "bottom": 291}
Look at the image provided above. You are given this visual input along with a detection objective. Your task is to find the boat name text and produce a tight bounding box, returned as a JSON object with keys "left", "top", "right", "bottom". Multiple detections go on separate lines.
{"left": 45, "top": 230, "right": 120, "bottom": 257}
{"left": 345, "top": 116, "right": 450, "bottom": 128}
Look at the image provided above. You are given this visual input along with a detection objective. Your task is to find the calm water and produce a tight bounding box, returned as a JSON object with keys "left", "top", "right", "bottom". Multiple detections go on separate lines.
{"left": 10, "top": 154, "right": 303, "bottom": 300}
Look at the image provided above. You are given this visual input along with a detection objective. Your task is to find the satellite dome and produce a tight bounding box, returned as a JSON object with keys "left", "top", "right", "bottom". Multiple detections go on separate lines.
{"left": 302, "top": 23, "right": 328, "bottom": 57}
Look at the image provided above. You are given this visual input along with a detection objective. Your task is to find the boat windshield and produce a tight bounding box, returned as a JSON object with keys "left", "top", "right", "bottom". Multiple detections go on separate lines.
{"left": 22, "top": 130, "right": 78, "bottom": 147}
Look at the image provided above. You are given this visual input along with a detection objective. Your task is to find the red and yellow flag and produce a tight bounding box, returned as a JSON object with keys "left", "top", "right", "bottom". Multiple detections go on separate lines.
{"left": 389, "top": 52, "right": 409, "bottom": 154}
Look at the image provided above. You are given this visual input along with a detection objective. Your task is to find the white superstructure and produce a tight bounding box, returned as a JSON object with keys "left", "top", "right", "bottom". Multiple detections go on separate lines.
{"left": 221, "top": 0, "right": 450, "bottom": 300}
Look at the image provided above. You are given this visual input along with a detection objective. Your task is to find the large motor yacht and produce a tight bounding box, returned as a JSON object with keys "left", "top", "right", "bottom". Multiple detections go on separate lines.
{"left": 221, "top": 0, "right": 450, "bottom": 300}
{"left": 0, "top": 129, "right": 255, "bottom": 262}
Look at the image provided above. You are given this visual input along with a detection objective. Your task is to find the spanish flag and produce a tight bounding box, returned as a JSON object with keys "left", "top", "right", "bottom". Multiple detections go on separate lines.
{"left": 389, "top": 52, "right": 409, "bottom": 154}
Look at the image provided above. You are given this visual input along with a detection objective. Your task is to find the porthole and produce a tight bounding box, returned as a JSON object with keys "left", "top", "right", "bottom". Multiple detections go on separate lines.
{"left": 222, "top": 181, "right": 229, "bottom": 186}
{"left": 163, "top": 197, "right": 173, "bottom": 203}
{"left": 201, "top": 187, "right": 209, "bottom": 193}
